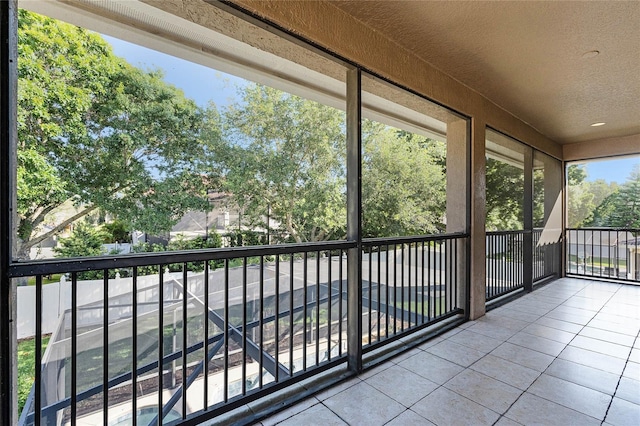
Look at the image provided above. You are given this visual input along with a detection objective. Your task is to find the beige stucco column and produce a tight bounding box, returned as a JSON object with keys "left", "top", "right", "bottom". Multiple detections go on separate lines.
{"left": 445, "top": 118, "right": 469, "bottom": 313}
{"left": 469, "top": 119, "right": 486, "bottom": 319}
{"left": 543, "top": 154, "right": 563, "bottom": 277}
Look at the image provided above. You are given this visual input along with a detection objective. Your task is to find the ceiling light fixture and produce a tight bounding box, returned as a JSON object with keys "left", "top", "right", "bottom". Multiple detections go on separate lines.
{"left": 590, "top": 122, "right": 606, "bottom": 127}
{"left": 582, "top": 50, "right": 600, "bottom": 59}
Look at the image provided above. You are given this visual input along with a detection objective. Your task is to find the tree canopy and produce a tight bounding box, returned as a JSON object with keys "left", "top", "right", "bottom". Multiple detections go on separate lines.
{"left": 584, "top": 165, "right": 640, "bottom": 229}
{"left": 17, "top": 10, "right": 222, "bottom": 258}
{"left": 222, "top": 84, "right": 347, "bottom": 243}
{"left": 362, "top": 123, "right": 446, "bottom": 237}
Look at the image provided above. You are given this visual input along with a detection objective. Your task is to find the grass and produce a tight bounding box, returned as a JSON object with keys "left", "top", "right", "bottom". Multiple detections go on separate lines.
{"left": 567, "top": 255, "right": 627, "bottom": 268}
{"left": 17, "top": 336, "right": 50, "bottom": 415}
{"left": 26, "top": 274, "right": 63, "bottom": 286}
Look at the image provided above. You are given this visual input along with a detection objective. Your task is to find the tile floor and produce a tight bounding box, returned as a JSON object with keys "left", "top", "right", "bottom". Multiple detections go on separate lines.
{"left": 256, "top": 278, "right": 640, "bottom": 426}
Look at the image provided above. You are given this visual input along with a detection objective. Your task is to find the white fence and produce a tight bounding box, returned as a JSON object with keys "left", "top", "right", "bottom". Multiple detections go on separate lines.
{"left": 16, "top": 271, "right": 184, "bottom": 339}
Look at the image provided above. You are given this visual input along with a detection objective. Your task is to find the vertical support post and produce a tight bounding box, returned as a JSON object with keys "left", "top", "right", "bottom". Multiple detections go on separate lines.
{"left": 346, "top": 67, "right": 362, "bottom": 373}
{"left": 0, "top": 1, "right": 17, "bottom": 424}
{"left": 469, "top": 119, "right": 486, "bottom": 319}
{"left": 523, "top": 148, "right": 534, "bottom": 292}
{"left": 542, "top": 155, "right": 563, "bottom": 277}
{"left": 445, "top": 118, "right": 469, "bottom": 313}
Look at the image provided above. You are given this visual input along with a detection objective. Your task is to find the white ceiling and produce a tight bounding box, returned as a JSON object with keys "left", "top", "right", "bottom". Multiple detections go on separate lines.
{"left": 331, "top": 1, "right": 640, "bottom": 145}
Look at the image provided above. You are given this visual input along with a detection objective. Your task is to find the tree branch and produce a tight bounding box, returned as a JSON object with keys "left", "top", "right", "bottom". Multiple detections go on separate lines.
{"left": 23, "top": 204, "right": 100, "bottom": 250}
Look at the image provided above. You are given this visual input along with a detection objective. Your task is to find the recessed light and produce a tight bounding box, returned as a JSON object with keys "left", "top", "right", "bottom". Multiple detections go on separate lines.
{"left": 590, "top": 122, "right": 606, "bottom": 127}
{"left": 582, "top": 50, "right": 600, "bottom": 59}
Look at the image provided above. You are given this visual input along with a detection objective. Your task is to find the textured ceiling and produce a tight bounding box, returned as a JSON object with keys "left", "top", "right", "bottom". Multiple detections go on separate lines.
{"left": 331, "top": 1, "right": 640, "bottom": 145}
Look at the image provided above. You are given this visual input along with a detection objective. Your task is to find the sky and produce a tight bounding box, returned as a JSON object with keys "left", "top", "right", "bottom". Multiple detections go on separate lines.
{"left": 105, "top": 35, "right": 640, "bottom": 185}
{"left": 103, "top": 35, "right": 245, "bottom": 109}
{"left": 577, "top": 155, "right": 640, "bottom": 184}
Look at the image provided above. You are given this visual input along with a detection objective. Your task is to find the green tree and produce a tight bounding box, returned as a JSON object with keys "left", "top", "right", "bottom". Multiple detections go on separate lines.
{"left": 587, "top": 165, "right": 640, "bottom": 229}
{"left": 53, "top": 221, "right": 107, "bottom": 279}
{"left": 485, "top": 158, "right": 524, "bottom": 230}
{"left": 222, "top": 84, "right": 346, "bottom": 243}
{"left": 567, "top": 163, "right": 619, "bottom": 228}
{"left": 362, "top": 121, "right": 446, "bottom": 237}
{"left": 17, "top": 10, "right": 222, "bottom": 259}
{"left": 102, "top": 220, "right": 132, "bottom": 243}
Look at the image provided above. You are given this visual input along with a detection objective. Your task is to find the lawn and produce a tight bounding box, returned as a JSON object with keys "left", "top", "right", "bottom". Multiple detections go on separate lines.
{"left": 26, "top": 274, "right": 63, "bottom": 286}
{"left": 17, "top": 335, "right": 50, "bottom": 415}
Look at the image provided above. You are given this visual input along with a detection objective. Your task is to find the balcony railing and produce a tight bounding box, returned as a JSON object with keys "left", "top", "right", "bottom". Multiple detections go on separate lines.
{"left": 361, "top": 234, "right": 467, "bottom": 351}
{"left": 11, "top": 233, "right": 468, "bottom": 425}
{"left": 566, "top": 228, "right": 640, "bottom": 283}
{"left": 485, "top": 231, "right": 524, "bottom": 301}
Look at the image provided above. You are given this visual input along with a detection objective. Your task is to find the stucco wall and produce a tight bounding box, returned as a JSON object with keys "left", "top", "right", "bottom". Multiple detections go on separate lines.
{"left": 563, "top": 133, "right": 640, "bottom": 161}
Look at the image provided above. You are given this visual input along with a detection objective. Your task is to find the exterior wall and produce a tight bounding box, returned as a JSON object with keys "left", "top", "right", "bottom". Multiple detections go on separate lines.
{"left": 563, "top": 133, "right": 640, "bottom": 161}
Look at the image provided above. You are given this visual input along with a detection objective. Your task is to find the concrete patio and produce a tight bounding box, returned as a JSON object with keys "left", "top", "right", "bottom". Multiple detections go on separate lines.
{"left": 256, "top": 278, "right": 640, "bottom": 426}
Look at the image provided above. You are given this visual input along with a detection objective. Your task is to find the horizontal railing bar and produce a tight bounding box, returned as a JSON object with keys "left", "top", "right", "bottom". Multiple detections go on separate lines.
{"left": 566, "top": 227, "right": 640, "bottom": 232}
{"left": 8, "top": 241, "right": 357, "bottom": 277}
{"left": 362, "top": 232, "right": 468, "bottom": 246}
{"left": 485, "top": 230, "right": 525, "bottom": 236}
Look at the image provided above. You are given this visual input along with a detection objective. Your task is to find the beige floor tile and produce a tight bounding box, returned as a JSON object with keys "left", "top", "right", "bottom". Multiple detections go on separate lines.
{"left": 578, "top": 327, "right": 636, "bottom": 347}
{"left": 425, "top": 339, "right": 485, "bottom": 367}
{"left": 323, "top": 381, "right": 405, "bottom": 426}
{"left": 364, "top": 364, "right": 438, "bottom": 407}
{"left": 411, "top": 387, "right": 500, "bottom": 426}
{"left": 604, "top": 397, "right": 640, "bottom": 426}
{"left": 505, "top": 392, "right": 600, "bottom": 426}
{"left": 527, "top": 374, "right": 611, "bottom": 420}
{"left": 490, "top": 342, "right": 555, "bottom": 372}
{"left": 260, "top": 397, "right": 320, "bottom": 426}
{"left": 397, "top": 350, "right": 464, "bottom": 385}
{"left": 276, "top": 403, "right": 348, "bottom": 426}
{"left": 569, "top": 335, "right": 632, "bottom": 359}
{"left": 545, "top": 358, "right": 620, "bottom": 395}
{"left": 507, "top": 331, "right": 567, "bottom": 356}
{"left": 534, "top": 316, "right": 584, "bottom": 334}
{"left": 470, "top": 354, "right": 540, "bottom": 390}
{"left": 446, "top": 329, "right": 504, "bottom": 354}
{"left": 521, "top": 323, "right": 576, "bottom": 344}
{"left": 623, "top": 361, "right": 640, "bottom": 381}
{"left": 443, "top": 369, "right": 522, "bottom": 414}
{"left": 558, "top": 346, "right": 627, "bottom": 375}
{"left": 384, "top": 409, "right": 434, "bottom": 426}
{"left": 615, "top": 377, "right": 640, "bottom": 405}
{"left": 313, "top": 376, "right": 361, "bottom": 401}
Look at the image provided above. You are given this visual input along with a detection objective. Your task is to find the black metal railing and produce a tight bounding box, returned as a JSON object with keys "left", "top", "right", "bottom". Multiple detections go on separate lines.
{"left": 13, "top": 241, "right": 355, "bottom": 425}
{"left": 361, "top": 233, "right": 467, "bottom": 350}
{"left": 485, "top": 231, "right": 524, "bottom": 301}
{"left": 532, "top": 228, "right": 545, "bottom": 282}
{"left": 12, "top": 234, "right": 468, "bottom": 425}
{"left": 566, "top": 228, "right": 640, "bottom": 283}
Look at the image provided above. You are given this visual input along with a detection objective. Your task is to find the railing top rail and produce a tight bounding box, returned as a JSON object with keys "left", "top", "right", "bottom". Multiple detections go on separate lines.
{"left": 362, "top": 232, "right": 468, "bottom": 246}
{"left": 8, "top": 240, "right": 357, "bottom": 278}
{"left": 486, "top": 230, "right": 525, "bottom": 236}
{"left": 566, "top": 227, "right": 640, "bottom": 233}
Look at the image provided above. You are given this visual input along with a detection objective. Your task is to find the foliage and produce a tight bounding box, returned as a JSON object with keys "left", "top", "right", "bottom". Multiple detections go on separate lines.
{"left": 585, "top": 165, "right": 640, "bottom": 229}
{"left": 17, "top": 10, "right": 222, "bottom": 258}
{"left": 132, "top": 233, "right": 223, "bottom": 275}
{"left": 53, "top": 221, "right": 107, "bottom": 280}
{"left": 102, "top": 220, "right": 132, "bottom": 243}
{"left": 362, "top": 122, "right": 446, "bottom": 237}
{"left": 485, "top": 158, "right": 524, "bottom": 231}
{"left": 222, "top": 84, "right": 347, "bottom": 243}
{"left": 225, "top": 230, "right": 269, "bottom": 247}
